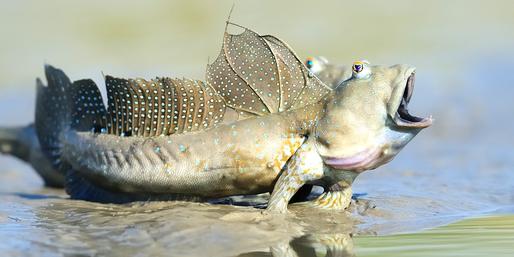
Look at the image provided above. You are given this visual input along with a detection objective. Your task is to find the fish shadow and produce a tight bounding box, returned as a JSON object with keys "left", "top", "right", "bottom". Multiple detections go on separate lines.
{"left": 8, "top": 192, "right": 64, "bottom": 200}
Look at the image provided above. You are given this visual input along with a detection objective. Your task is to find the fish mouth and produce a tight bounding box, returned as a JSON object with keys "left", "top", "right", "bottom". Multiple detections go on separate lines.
{"left": 394, "top": 72, "right": 433, "bottom": 128}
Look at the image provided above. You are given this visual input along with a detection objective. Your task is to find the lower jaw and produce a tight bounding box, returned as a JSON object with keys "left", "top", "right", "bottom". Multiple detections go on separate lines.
{"left": 323, "top": 147, "right": 382, "bottom": 172}
{"left": 394, "top": 116, "right": 433, "bottom": 128}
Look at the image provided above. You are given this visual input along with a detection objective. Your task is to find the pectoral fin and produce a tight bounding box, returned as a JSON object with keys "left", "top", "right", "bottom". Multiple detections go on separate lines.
{"left": 266, "top": 140, "right": 324, "bottom": 213}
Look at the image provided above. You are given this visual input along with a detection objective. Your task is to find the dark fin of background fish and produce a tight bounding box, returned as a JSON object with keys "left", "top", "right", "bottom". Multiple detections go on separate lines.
{"left": 103, "top": 76, "right": 226, "bottom": 137}
{"left": 35, "top": 65, "right": 106, "bottom": 172}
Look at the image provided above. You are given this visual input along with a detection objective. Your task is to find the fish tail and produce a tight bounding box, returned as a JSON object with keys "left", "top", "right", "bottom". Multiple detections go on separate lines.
{"left": 35, "top": 65, "right": 106, "bottom": 171}
{"left": 0, "top": 126, "right": 22, "bottom": 156}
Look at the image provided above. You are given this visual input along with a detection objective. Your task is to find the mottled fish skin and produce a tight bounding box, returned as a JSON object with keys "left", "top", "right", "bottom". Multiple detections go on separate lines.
{"left": 0, "top": 124, "right": 64, "bottom": 187}
{"left": 33, "top": 24, "right": 431, "bottom": 213}
{"left": 63, "top": 107, "right": 314, "bottom": 197}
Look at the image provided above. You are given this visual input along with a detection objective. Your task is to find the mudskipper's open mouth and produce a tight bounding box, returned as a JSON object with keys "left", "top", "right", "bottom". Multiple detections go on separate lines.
{"left": 394, "top": 72, "right": 433, "bottom": 128}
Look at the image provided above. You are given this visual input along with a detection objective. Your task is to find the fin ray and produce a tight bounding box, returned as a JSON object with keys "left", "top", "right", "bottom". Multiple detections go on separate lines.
{"left": 207, "top": 24, "right": 332, "bottom": 116}
{"left": 104, "top": 76, "right": 226, "bottom": 137}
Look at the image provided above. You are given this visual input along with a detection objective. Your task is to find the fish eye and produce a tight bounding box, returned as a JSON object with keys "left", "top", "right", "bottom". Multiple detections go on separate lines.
{"left": 352, "top": 62, "right": 364, "bottom": 73}
{"left": 305, "top": 57, "right": 314, "bottom": 69}
{"left": 353, "top": 64, "right": 363, "bottom": 73}
{"left": 352, "top": 60, "right": 371, "bottom": 79}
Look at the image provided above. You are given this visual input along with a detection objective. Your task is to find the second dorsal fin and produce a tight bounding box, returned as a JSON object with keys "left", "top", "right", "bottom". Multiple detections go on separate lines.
{"left": 206, "top": 23, "right": 332, "bottom": 116}
{"left": 104, "top": 76, "right": 226, "bottom": 137}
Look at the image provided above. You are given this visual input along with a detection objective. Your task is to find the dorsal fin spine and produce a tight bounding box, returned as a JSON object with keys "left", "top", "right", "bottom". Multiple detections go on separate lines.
{"left": 183, "top": 79, "right": 191, "bottom": 131}
{"left": 126, "top": 81, "right": 137, "bottom": 134}
{"left": 194, "top": 80, "right": 205, "bottom": 130}
{"left": 289, "top": 59, "right": 310, "bottom": 109}
{"left": 114, "top": 78, "right": 122, "bottom": 135}
{"left": 187, "top": 79, "right": 197, "bottom": 130}
{"left": 176, "top": 79, "right": 186, "bottom": 133}
{"left": 147, "top": 81, "right": 155, "bottom": 135}
{"left": 161, "top": 80, "right": 171, "bottom": 135}
{"left": 130, "top": 79, "right": 141, "bottom": 135}
{"left": 105, "top": 77, "right": 114, "bottom": 134}
{"left": 261, "top": 38, "right": 284, "bottom": 112}
{"left": 142, "top": 81, "right": 152, "bottom": 137}
{"left": 155, "top": 80, "right": 164, "bottom": 135}
{"left": 120, "top": 81, "right": 128, "bottom": 133}
{"left": 222, "top": 31, "right": 273, "bottom": 113}
{"left": 151, "top": 80, "right": 161, "bottom": 135}
{"left": 171, "top": 79, "right": 179, "bottom": 133}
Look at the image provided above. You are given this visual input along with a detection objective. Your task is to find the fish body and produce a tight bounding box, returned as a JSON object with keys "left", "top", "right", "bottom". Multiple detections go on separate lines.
{"left": 0, "top": 56, "right": 349, "bottom": 191}
{"left": 32, "top": 24, "right": 431, "bottom": 212}
{"left": 63, "top": 110, "right": 309, "bottom": 198}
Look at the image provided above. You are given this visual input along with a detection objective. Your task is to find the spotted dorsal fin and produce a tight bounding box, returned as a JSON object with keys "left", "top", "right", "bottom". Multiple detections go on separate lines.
{"left": 104, "top": 76, "right": 226, "bottom": 137}
{"left": 206, "top": 23, "right": 332, "bottom": 116}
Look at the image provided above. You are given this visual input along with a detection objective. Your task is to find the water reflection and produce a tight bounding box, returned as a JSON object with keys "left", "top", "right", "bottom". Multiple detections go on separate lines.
{"left": 290, "top": 234, "right": 354, "bottom": 257}
{"left": 26, "top": 197, "right": 359, "bottom": 257}
{"left": 2, "top": 180, "right": 513, "bottom": 256}
{"left": 240, "top": 234, "right": 354, "bottom": 257}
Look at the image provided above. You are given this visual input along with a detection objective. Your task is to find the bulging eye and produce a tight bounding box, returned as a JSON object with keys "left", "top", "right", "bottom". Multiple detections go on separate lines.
{"left": 352, "top": 60, "right": 371, "bottom": 79}
{"left": 353, "top": 64, "right": 363, "bottom": 73}
{"left": 305, "top": 57, "right": 314, "bottom": 69}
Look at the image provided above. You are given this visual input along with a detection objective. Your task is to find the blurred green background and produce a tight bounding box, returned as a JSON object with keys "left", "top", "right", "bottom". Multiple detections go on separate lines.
{"left": 2, "top": 0, "right": 513, "bottom": 90}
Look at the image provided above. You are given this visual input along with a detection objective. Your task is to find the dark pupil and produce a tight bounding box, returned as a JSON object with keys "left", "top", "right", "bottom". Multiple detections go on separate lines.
{"left": 354, "top": 64, "right": 362, "bottom": 72}
{"left": 306, "top": 60, "right": 313, "bottom": 67}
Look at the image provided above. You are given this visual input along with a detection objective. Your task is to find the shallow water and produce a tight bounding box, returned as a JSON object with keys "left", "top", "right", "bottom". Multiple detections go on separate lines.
{"left": 355, "top": 215, "right": 514, "bottom": 257}
{"left": 1, "top": 0, "right": 514, "bottom": 256}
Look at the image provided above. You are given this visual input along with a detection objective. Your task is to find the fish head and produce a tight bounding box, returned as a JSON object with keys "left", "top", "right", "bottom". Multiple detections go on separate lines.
{"left": 315, "top": 61, "right": 432, "bottom": 173}
{"left": 305, "top": 56, "right": 352, "bottom": 89}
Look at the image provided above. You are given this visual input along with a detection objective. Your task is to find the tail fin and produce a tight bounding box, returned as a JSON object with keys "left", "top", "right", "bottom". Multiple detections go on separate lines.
{"left": 35, "top": 65, "right": 106, "bottom": 170}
